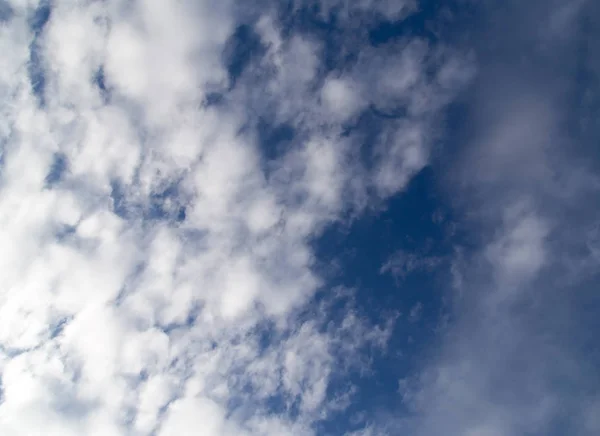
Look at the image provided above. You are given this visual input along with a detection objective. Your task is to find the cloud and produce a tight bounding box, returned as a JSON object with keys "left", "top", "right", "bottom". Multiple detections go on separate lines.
{"left": 381, "top": 249, "right": 444, "bottom": 282}
{"left": 0, "top": 0, "right": 475, "bottom": 435}
{"left": 294, "top": 0, "right": 417, "bottom": 22}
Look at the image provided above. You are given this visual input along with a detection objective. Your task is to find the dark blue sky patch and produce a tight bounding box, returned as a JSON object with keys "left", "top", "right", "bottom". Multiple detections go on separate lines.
{"left": 268, "top": 0, "right": 477, "bottom": 80}
{"left": 203, "top": 91, "right": 225, "bottom": 107}
{"left": 93, "top": 67, "right": 111, "bottom": 104}
{"left": 28, "top": 0, "right": 52, "bottom": 34}
{"left": 223, "top": 24, "right": 266, "bottom": 88}
{"left": 176, "top": 206, "right": 186, "bottom": 223}
{"left": 54, "top": 223, "right": 77, "bottom": 242}
{"left": 26, "top": 1, "right": 52, "bottom": 107}
{"left": 368, "top": 5, "right": 436, "bottom": 45}
{"left": 311, "top": 168, "right": 456, "bottom": 312}
{"left": 109, "top": 179, "right": 131, "bottom": 219}
{"left": 49, "top": 315, "right": 73, "bottom": 339}
{"left": 308, "top": 167, "right": 459, "bottom": 426}
{"left": 260, "top": 392, "right": 289, "bottom": 422}
{"left": 250, "top": 318, "right": 278, "bottom": 356}
{"left": 275, "top": 1, "right": 327, "bottom": 41}
{"left": 0, "top": 0, "right": 14, "bottom": 23}
{"left": 28, "top": 39, "right": 47, "bottom": 108}
{"left": 256, "top": 117, "right": 296, "bottom": 163}
{"left": 368, "top": 0, "right": 478, "bottom": 47}
{"left": 45, "top": 152, "right": 68, "bottom": 187}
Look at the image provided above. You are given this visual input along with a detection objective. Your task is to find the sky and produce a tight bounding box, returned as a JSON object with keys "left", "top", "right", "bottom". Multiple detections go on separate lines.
{"left": 0, "top": 0, "right": 598, "bottom": 435}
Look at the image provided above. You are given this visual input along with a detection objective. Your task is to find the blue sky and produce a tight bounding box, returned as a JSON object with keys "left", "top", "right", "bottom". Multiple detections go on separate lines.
{"left": 0, "top": 0, "right": 599, "bottom": 435}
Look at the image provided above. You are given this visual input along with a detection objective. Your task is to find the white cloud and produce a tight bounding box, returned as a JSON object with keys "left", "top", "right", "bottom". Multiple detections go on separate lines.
{"left": 408, "top": 302, "right": 423, "bottom": 323}
{"left": 0, "top": 0, "right": 475, "bottom": 434}
{"left": 158, "top": 396, "right": 237, "bottom": 436}
{"left": 320, "top": 76, "right": 364, "bottom": 122}
{"left": 484, "top": 202, "right": 550, "bottom": 295}
{"left": 295, "top": 0, "right": 417, "bottom": 22}
{"left": 381, "top": 249, "right": 444, "bottom": 283}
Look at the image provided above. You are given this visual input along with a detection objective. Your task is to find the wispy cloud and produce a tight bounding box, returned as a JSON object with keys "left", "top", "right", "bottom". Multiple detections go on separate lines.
{"left": 381, "top": 249, "right": 444, "bottom": 282}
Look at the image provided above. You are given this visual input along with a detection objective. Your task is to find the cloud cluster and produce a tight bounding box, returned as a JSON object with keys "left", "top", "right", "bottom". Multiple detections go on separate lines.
{"left": 0, "top": 0, "right": 473, "bottom": 435}
{"left": 377, "top": 1, "right": 600, "bottom": 435}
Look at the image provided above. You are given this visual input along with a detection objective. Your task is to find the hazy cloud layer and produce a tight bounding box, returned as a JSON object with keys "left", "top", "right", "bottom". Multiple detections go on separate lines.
{"left": 385, "top": 1, "right": 600, "bottom": 435}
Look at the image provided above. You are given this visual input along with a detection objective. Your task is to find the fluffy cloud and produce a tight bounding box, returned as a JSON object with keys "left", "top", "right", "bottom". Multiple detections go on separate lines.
{"left": 0, "top": 0, "right": 473, "bottom": 435}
